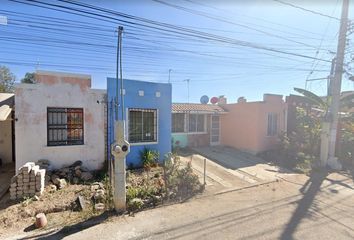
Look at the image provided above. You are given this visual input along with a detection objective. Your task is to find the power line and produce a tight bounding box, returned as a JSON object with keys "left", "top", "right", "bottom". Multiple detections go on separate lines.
{"left": 273, "top": 0, "right": 340, "bottom": 21}
{"left": 153, "top": 0, "right": 331, "bottom": 51}
{"left": 9, "top": 0, "right": 332, "bottom": 63}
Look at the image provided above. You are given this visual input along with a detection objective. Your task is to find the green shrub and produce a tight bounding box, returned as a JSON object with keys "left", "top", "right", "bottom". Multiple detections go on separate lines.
{"left": 163, "top": 153, "right": 202, "bottom": 200}
{"left": 127, "top": 198, "right": 144, "bottom": 212}
{"left": 140, "top": 148, "right": 159, "bottom": 169}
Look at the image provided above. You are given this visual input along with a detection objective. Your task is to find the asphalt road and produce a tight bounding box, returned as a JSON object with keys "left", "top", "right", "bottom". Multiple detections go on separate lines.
{"left": 19, "top": 170, "right": 354, "bottom": 240}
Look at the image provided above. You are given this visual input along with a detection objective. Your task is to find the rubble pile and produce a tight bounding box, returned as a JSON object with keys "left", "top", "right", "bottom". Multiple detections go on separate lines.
{"left": 9, "top": 162, "right": 45, "bottom": 200}
{"left": 48, "top": 160, "right": 93, "bottom": 186}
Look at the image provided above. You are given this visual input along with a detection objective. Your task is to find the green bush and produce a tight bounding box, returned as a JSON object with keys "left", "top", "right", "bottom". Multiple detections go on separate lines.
{"left": 140, "top": 148, "right": 159, "bottom": 169}
{"left": 163, "top": 153, "right": 202, "bottom": 199}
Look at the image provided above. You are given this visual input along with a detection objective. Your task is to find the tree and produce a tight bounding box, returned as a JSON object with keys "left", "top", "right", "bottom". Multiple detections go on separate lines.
{"left": 0, "top": 66, "right": 16, "bottom": 93}
{"left": 294, "top": 88, "right": 354, "bottom": 167}
{"left": 294, "top": 87, "right": 354, "bottom": 117}
{"left": 21, "top": 72, "right": 36, "bottom": 84}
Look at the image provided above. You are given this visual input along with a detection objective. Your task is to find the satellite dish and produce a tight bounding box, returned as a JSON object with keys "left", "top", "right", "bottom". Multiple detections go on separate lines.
{"left": 200, "top": 95, "right": 209, "bottom": 104}
{"left": 210, "top": 97, "right": 219, "bottom": 105}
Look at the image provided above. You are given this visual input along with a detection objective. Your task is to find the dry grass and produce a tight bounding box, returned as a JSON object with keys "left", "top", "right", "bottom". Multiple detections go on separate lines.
{"left": 0, "top": 183, "right": 100, "bottom": 239}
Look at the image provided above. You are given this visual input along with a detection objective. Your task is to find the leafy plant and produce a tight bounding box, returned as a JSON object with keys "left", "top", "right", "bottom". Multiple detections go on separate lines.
{"left": 0, "top": 65, "right": 16, "bottom": 93}
{"left": 163, "top": 153, "right": 202, "bottom": 200}
{"left": 21, "top": 72, "right": 36, "bottom": 84}
{"left": 140, "top": 148, "right": 159, "bottom": 169}
{"left": 127, "top": 198, "right": 144, "bottom": 212}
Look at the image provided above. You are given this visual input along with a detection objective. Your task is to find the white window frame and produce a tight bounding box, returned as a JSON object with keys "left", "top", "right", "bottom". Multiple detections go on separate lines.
{"left": 188, "top": 113, "right": 207, "bottom": 134}
{"left": 127, "top": 108, "right": 158, "bottom": 145}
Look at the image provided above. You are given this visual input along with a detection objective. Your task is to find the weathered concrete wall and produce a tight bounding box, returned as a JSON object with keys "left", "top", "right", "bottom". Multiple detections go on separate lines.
{"left": 220, "top": 94, "right": 287, "bottom": 154}
{"left": 15, "top": 71, "right": 106, "bottom": 171}
{"left": 0, "top": 119, "right": 12, "bottom": 164}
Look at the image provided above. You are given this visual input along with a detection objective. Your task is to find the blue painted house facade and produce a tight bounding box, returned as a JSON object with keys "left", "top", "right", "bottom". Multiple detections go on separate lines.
{"left": 107, "top": 78, "right": 172, "bottom": 167}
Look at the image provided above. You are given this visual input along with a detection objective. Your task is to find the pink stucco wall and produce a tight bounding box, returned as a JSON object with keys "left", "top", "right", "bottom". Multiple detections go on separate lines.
{"left": 220, "top": 94, "right": 287, "bottom": 154}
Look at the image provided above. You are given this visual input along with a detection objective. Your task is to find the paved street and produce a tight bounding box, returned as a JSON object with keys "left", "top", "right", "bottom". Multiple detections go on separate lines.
{"left": 16, "top": 169, "right": 354, "bottom": 240}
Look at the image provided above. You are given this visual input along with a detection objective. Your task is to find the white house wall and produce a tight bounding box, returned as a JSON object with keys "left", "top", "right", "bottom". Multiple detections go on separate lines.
{"left": 15, "top": 71, "right": 106, "bottom": 172}
{"left": 0, "top": 119, "right": 12, "bottom": 164}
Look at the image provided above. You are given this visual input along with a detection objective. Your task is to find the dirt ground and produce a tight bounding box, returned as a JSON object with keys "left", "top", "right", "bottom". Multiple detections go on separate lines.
{"left": 16, "top": 171, "right": 354, "bottom": 240}
{"left": 0, "top": 184, "right": 99, "bottom": 239}
{"left": 0, "top": 163, "right": 202, "bottom": 239}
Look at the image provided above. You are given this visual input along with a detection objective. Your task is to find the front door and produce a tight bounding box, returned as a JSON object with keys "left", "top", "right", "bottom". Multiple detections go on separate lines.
{"left": 210, "top": 115, "right": 220, "bottom": 145}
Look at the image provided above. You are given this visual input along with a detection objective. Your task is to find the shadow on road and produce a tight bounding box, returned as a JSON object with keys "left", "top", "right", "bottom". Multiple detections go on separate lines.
{"left": 18, "top": 211, "right": 115, "bottom": 240}
{"left": 280, "top": 169, "right": 328, "bottom": 240}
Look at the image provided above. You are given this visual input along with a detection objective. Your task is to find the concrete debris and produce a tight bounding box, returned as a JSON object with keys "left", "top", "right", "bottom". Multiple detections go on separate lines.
{"left": 93, "top": 189, "right": 105, "bottom": 202}
{"left": 49, "top": 184, "right": 57, "bottom": 193}
{"left": 76, "top": 195, "right": 87, "bottom": 211}
{"left": 57, "top": 179, "right": 67, "bottom": 189}
{"left": 45, "top": 160, "right": 94, "bottom": 185}
{"left": 9, "top": 163, "right": 45, "bottom": 200}
{"left": 81, "top": 172, "right": 93, "bottom": 181}
{"left": 94, "top": 203, "right": 105, "bottom": 211}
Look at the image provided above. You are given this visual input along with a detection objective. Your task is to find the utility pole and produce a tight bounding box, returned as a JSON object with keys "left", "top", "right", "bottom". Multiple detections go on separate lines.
{"left": 168, "top": 69, "right": 172, "bottom": 83}
{"left": 184, "top": 79, "right": 190, "bottom": 103}
{"left": 111, "top": 26, "right": 130, "bottom": 213}
{"left": 320, "top": 58, "right": 336, "bottom": 167}
{"left": 326, "top": 0, "right": 349, "bottom": 169}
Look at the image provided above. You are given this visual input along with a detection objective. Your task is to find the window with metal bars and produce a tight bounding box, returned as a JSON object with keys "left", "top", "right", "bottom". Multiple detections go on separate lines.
{"left": 188, "top": 114, "right": 205, "bottom": 133}
{"left": 267, "top": 112, "right": 278, "bottom": 136}
{"left": 172, "top": 113, "right": 185, "bottom": 133}
{"left": 128, "top": 108, "right": 157, "bottom": 143}
{"left": 47, "top": 108, "right": 84, "bottom": 146}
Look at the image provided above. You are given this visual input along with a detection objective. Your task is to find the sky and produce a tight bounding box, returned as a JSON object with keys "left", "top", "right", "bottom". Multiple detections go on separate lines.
{"left": 0, "top": 0, "right": 353, "bottom": 103}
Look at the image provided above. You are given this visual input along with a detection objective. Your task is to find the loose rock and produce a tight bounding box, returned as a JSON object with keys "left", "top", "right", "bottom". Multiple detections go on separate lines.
{"left": 81, "top": 172, "right": 93, "bottom": 181}
{"left": 49, "top": 184, "right": 57, "bottom": 193}
{"left": 57, "top": 179, "right": 67, "bottom": 189}
{"left": 94, "top": 203, "right": 105, "bottom": 211}
{"left": 76, "top": 195, "right": 86, "bottom": 211}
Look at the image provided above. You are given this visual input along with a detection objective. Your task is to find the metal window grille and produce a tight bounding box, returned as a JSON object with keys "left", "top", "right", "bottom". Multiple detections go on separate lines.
{"left": 129, "top": 108, "right": 157, "bottom": 143}
{"left": 267, "top": 113, "right": 278, "bottom": 136}
{"left": 172, "top": 113, "right": 185, "bottom": 133}
{"left": 47, "top": 108, "right": 84, "bottom": 146}
{"left": 188, "top": 113, "right": 205, "bottom": 132}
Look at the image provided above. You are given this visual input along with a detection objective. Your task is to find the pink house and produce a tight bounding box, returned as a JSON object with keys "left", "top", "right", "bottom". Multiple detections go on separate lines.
{"left": 220, "top": 94, "right": 287, "bottom": 154}
{"left": 172, "top": 94, "right": 287, "bottom": 154}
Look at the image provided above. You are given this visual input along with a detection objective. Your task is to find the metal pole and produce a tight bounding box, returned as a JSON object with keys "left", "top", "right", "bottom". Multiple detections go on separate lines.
{"left": 168, "top": 69, "right": 172, "bottom": 83}
{"left": 320, "top": 58, "right": 336, "bottom": 167}
{"left": 115, "top": 27, "right": 120, "bottom": 120}
{"left": 327, "top": 0, "right": 349, "bottom": 169}
{"left": 203, "top": 158, "right": 206, "bottom": 186}
{"left": 187, "top": 79, "right": 190, "bottom": 103}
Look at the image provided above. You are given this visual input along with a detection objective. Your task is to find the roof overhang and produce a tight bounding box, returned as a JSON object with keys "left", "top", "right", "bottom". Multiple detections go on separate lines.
{"left": 0, "top": 105, "right": 12, "bottom": 121}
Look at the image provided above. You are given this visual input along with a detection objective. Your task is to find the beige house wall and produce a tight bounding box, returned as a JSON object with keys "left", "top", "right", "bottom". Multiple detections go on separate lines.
{"left": 15, "top": 71, "right": 106, "bottom": 172}
{"left": 220, "top": 94, "right": 287, "bottom": 154}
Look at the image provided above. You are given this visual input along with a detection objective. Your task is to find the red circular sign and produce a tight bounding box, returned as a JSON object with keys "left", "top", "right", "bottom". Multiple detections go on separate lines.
{"left": 210, "top": 97, "right": 219, "bottom": 104}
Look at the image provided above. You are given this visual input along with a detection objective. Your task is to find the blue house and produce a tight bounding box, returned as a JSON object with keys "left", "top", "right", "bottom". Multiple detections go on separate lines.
{"left": 107, "top": 78, "right": 172, "bottom": 168}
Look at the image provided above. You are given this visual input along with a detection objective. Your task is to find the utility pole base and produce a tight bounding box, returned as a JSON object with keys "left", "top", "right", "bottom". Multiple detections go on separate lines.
{"left": 328, "top": 157, "right": 342, "bottom": 170}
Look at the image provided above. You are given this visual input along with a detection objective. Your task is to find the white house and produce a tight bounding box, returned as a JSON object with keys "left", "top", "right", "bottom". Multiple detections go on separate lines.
{"left": 15, "top": 71, "right": 106, "bottom": 171}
